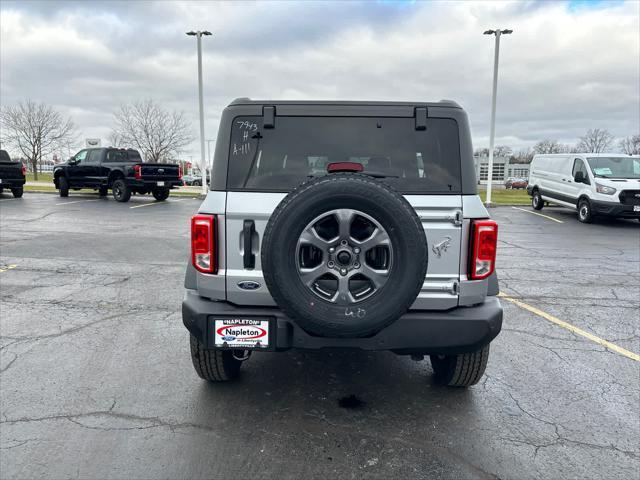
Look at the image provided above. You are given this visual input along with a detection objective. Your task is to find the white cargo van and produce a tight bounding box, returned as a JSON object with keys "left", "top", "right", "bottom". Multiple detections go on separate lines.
{"left": 527, "top": 153, "right": 640, "bottom": 223}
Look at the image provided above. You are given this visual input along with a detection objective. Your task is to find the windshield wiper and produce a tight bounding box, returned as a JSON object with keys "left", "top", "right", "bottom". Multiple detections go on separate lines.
{"left": 362, "top": 171, "right": 399, "bottom": 179}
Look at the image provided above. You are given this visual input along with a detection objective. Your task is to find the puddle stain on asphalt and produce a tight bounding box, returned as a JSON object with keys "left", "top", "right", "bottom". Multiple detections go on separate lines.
{"left": 338, "top": 394, "right": 366, "bottom": 409}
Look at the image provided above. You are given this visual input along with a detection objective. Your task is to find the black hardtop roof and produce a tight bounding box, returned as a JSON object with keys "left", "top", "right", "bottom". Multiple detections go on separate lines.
{"left": 228, "top": 98, "right": 462, "bottom": 109}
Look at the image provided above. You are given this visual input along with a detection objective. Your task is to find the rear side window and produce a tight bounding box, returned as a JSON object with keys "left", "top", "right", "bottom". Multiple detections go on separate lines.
{"left": 226, "top": 116, "right": 461, "bottom": 193}
{"left": 106, "top": 149, "right": 142, "bottom": 163}
{"left": 0, "top": 150, "right": 10, "bottom": 162}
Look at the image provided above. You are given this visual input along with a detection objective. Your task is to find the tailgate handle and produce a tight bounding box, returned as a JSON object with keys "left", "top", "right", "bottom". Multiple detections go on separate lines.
{"left": 243, "top": 220, "right": 256, "bottom": 269}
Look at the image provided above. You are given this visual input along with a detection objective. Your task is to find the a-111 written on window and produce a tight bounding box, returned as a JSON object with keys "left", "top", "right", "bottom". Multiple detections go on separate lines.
{"left": 226, "top": 116, "right": 462, "bottom": 193}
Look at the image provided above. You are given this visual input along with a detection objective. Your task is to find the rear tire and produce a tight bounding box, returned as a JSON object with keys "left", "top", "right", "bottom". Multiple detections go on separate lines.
{"left": 11, "top": 187, "right": 23, "bottom": 198}
{"left": 578, "top": 198, "right": 593, "bottom": 223}
{"left": 192, "top": 180, "right": 201, "bottom": 186}
{"left": 189, "top": 335, "right": 242, "bottom": 382}
{"left": 430, "top": 345, "right": 490, "bottom": 387}
{"left": 152, "top": 187, "right": 170, "bottom": 201}
{"left": 532, "top": 190, "right": 543, "bottom": 210}
{"left": 112, "top": 179, "right": 131, "bottom": 202}
{"left": 261, "top": 173, "right": 428, "bottom": 338}
{"left": 59, "top": 176, "right": 69, "bottom": 197}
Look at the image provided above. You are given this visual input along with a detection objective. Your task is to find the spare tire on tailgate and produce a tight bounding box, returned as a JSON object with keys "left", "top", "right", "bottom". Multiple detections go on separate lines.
{"left": 261, "top": 173, "right": 428, "bottom": 338}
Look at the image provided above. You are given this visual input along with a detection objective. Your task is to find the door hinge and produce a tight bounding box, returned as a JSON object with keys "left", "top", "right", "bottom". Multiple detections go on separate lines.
{"left": 446, "top": 209, "right": 463, "bottom": 226}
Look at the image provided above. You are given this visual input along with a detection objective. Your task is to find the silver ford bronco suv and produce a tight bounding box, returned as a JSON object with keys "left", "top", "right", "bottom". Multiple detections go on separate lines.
{"left": 183, "top": 99, "right": 502, "bottom": 387}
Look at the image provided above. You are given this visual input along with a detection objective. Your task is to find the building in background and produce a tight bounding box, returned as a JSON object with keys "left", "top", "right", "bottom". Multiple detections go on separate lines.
{"left": 473, "top": 154, "right": 531, "bottom": 185}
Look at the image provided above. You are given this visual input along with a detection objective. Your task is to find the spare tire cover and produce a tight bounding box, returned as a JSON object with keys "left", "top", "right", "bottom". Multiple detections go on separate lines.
{"left": 261, "top": 173, "right": 428, "bottom": 338}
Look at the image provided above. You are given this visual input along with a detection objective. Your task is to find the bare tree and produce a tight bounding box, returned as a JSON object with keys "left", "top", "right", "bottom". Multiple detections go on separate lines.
{"left": 0, "top": 99, "right": 76, "bottom": 180}
{"left": 510, "top": 148, "right": 534, "bottom": 164}
{"left": 474, "top": 147, "right": 489, "bottom": 157}
{"left": 111, "top": 99, "right": 193, "bottom": 163}
{"left": 493, "top": 145, "right": 512, "bottom": 158}
{"left": 618, "top": 135, "right": 640, "bottom": 155}
{"left": 533, "top": 139, "right": 562, "bottom": 154}
{"left": 577, "top": 128, "right": 614, "bottom": 153}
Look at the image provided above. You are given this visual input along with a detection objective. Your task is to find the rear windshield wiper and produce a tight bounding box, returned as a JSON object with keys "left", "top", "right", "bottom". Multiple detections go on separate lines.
{"left": 362, "top": 171, "right": 399, "bottom": 179}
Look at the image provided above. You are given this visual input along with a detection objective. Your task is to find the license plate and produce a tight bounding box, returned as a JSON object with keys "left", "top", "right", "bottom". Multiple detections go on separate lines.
{"left": 156, "top": 181, "right": 165, "bottom": 186}
{"left": 634, "top": 205, "right": 640, "bottom": 212}
{"left": 214, "top": 319, "right": 270, "bottom": 349}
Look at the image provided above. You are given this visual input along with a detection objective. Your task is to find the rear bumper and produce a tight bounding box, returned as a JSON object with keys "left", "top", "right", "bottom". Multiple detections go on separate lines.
{"left": 182, "top": 290, "right": 503, "bottom": 355}
{"left": 0, "top": 178, "right": 25, "bottom": 188}
{"left": 591, "top": 199, "right": 640, "bottom": 218}
{"left": 128, "top": 179, "right": 182, "bottom": 189}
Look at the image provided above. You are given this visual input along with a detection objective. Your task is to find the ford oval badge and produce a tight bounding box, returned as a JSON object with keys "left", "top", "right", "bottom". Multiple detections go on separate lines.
{"left": 238, "top": 281, "right": 261, "bottom": 291}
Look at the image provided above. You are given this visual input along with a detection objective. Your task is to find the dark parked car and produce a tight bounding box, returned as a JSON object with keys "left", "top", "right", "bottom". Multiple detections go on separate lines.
{"left": 53, "top": 148, "right": 182, "bottom": 202}
{"left": 0, "top": 149, "right": 26, "bottom": 198}
{"left": 505, "top": 177, "right": 528, "bottom": 189}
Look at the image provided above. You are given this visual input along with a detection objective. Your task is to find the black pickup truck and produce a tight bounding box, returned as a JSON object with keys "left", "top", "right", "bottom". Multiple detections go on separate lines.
{"left": 0, "top": 149, "right": 26, "bottom": 198}
{"left": 53, "top": 147, "right": 182, "bottom": 202}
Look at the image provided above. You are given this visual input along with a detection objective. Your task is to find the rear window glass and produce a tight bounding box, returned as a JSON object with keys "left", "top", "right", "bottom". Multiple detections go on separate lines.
{"left": 105, "top": 149, "right": 142, "bottom": 162}
{"left": 226, "top": 116, "right": 461, "bottom": 193}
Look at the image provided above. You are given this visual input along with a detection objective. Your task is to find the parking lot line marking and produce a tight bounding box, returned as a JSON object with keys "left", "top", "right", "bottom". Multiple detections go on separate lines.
{"left": 55, "top": 199, "right": 99, "bottom": 206}
{"left": 0, "top": 264, "right": 17, "bottom": 273}
{"left": 499, "top": 293, "right": 640, "bottom": 362}
{"left": 130, "top": 199, "right": 184, "bottom": 209}
{"left": 511, "top": 206, "right": 564, "bottom": 223}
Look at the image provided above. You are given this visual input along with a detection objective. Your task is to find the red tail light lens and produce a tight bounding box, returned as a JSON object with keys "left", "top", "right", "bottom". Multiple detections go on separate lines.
{"left": 469, "top": 220, "right": 498, "bottom": 280}
{"left": 191, "top": 214, "right": 216, "bottom": 273}
{"left": 178, "top": 164, "right": 183, "bottom": 179}
{"left": 327, "top": 162, "right": 363, "bottom": 173}
{"left": 21, "top": 164, "right": 27, "bottom": 176}
{"left": 134, "top": 165, "right": 142, "bottom": 180}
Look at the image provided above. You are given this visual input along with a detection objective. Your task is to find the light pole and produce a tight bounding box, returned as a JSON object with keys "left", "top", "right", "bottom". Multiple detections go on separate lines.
{"left": 483, "top": 28, "right": 512, "bottom": 206}
{"left": 186, "top": 30, "right": 212, "bottom": 196}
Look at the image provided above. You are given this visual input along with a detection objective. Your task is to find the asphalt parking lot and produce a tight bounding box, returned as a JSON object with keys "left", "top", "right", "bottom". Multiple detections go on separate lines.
{"left": 1, "top": 192, "right": 638, "bottom": 479}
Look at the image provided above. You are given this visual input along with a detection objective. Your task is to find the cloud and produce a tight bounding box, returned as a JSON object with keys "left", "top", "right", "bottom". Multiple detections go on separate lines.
{"left": 1, "top": 0, "right": 638, "bottom": 160}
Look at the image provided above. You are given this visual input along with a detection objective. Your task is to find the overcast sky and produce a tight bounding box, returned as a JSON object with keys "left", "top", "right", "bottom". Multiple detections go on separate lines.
{"left": 1, "top": 0, "right": 638, "bottom": 159}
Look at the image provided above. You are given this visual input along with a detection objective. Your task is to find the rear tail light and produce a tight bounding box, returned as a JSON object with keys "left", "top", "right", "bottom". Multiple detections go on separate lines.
{"left": 178, "top": 164, "right": 183, "bottom": 179}
{"left": 21, "top": 164, "right": 27, "bottom": 176}
{"left": 327, "top": 162, "right": 364, "bottom": 173}
{"left": 191, "top": 214, "right": 217, "bottom": 273}
{"left": 469, "top": 220, "right": 498, "bottom": 280}
{"left": 134, "top": 165, "right": 142, "bottom": 180}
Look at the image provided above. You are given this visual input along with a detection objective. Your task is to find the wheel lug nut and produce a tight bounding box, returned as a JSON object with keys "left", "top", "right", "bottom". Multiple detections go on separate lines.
{"left": 354, "top": 262, "right": 360, "bottom": 268}
{"left": 340, "top": 268, "right": 347, "bottom": 276}
{"left": 328, "top": 261, "right": 335, "bottom": 268}
{"left": 329, "top": 247, "right": 335, "bottom": 253}
{"left": 340, "top": 240, "right": 348, "bottom": 246}
{"left": 353, "top": 247, "right": 360, "bottom": 254}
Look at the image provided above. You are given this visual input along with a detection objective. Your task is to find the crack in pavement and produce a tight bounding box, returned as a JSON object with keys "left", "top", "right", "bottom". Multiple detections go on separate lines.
{"left": 505, "top": 392, "right": 639, "bottom": 460}
{"left": 1, "top": 405, "right": 221, "bottom": 435}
